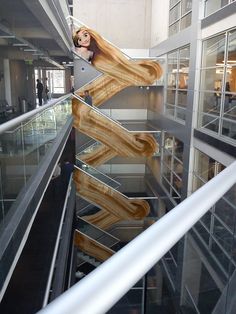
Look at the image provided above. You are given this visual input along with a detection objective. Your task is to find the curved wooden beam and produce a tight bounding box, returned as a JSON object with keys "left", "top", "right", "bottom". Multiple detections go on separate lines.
{"left": 74, "top": 230, "right": 114, "bottom": 262}
{"left": 74, "top": 169, "right": 150, "bottom": 230}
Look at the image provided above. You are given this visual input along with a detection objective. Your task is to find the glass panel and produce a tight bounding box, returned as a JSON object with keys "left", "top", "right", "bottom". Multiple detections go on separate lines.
{"left": 180, "top": 12, "right": 192, "bottom": 30}
{"left": 164, "top": 135, "right": 174, "bottom": 151}
{"left": 169, "top": 21, "right": 179, "bottom": 36}
{"left": 173, "top": 158, "right": 183, "bottom": 177}
{"left": 176, "top": 107, "right": 186, "bottom": 121}
{"left": 200, "top": 68, "right": 224, "bottom": 91}
{"left": 0, "top": 96, "right": 72, "bottom": 225}
{"left": 182, "top": 286, "right": 199, "bottom": 313}
{"left": 167, "top": 73, "right": 177, "bottom": 88}
{"left": 222, "top": 119, "right": 236, "bottom": 139}
{"left": 201, "top": 211, "right": 211, "bottom": 230}
{"left": 227, "top": 30, "right": 236, "bottom": 94}
{"left": 162, "top": 177, "right": 171, "bottom": 194}
{"left": 162, "top": 164, "right": 171, "bottom": 183}
{"left": 204, "top": 0, "right": 228, "bottom": 16}
{"left": 75, "top": 160, "right": 121, "bottom": 190}
{"left": 181, "top": 0, "right": 192, "bottom": 14}
{"left": 192, "top": 175, "right": 205, "bottom": 192}
{"left": 194, "top": 151, "right": 216, "bottom": 181}
{"left": 163, "top": 152, "right": 172, "bottom": 168}
{"left": 169, "top": 3, "right": 181, "bottom": 24}
{"left": 173, "top": 173, "right": 182, "bottom": 194}
{"left": 167, "top": 89, "right": 176, "bottom": 103}
{"left": 174, "top": 139, "right": 183, "bottom": 161}
{"left": 167, "top": 51, "right": 178, "bottom": 73}
{"left": 177, "top": 91, "right": 187, "bottom": 107}
{"left": 77, "top": 217, "right": 119, "bottom": 248}
{"left": 109, "top": 288, "right": 142, "bottom": 313}
{"left": 199, "top": 91, "right": 221, "bottom": 114}
{"left": 165, "top": 104, "right": 175, "bottom": 117}
{"left": 170, "top": 0, "right": 180, "bottom": 7}
{"left": 199, "top": 113, "right": 219, "bottom": 133}
{"left": 202, "top": 34, "right": 225, "bottom": 68}
{"left": 211, "top": 239, "right": 231, "bottom": 273}
{"left": 194, "top": 221, "right": 210, "bottom": 244}
{"left": 213, "top": 217, "right": 234, "bottom": 256}
{"left": 166, "top": 89, "right": 176, "bottom": 105}
{"left": 179, "top": 46, "right": 190, "bottom": 89}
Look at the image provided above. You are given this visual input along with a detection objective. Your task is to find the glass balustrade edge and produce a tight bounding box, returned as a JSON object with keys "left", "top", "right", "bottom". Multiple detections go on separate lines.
{"left": 0, "top": 94, "right": 72, "bottom": 134}
{"left": 0, "top": 117, "right": 73, "bottom": 300}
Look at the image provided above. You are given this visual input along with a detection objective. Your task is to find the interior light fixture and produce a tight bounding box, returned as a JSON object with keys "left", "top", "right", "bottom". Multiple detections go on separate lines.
{"left": 0, "top": 35, "right": 15, "bottom": 38}
{"left": 24, "top": 48, "right": 37, "bottom": 52}
{"left": 13, "top": 43, "right": 28, "bottom": 46}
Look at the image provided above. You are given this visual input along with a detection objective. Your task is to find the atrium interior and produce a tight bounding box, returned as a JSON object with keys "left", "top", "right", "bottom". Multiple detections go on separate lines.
{"left": 0, "top": 1, "right": 236, "bottom": 313}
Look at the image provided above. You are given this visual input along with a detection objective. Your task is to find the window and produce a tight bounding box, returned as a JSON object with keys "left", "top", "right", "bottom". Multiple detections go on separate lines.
{"left": 165, "top": 46, "right": 190, "bottom": 122}
{"left": 161, "top": 133, "right": 184, "bottom": 202}
{"left": 192, "top": 149, "right": 236, "bottom": 280}
{"left": 198, "top": 29, "right": 236, "bottom": 143}
{"left": 169, "top": 0, "right": 192, "bottom": 36}
{"left": 204, "top": 0, "right": 233, "bottom": 17}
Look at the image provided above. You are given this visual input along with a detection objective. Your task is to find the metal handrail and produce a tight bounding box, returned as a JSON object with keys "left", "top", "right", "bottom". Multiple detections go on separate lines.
{"left": 42, "top": 175, "right": 73, "bottom": 307}
{"left": 38, "top": 160, "right": 236, "bottom": 314}
{"left": 76, "top": 158, "right": 121, "bottom": 188}
{"left": 0, "top": 94, "right": 72, "bottom": 134}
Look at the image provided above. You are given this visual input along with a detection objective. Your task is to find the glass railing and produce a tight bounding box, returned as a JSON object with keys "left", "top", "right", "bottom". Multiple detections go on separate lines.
{"left": 77, "top": 217, "right": 119, "bottom": 248}
{"left": 76, "top": 140, "right": 103, "bottom": 160}
{"left": 38, "top": 162, "right": 236, "bottom": 314}
{"left": 0, "top": 96, "right": 72, "bottom": 225}
{"left": 75, "top": 159, "right": 121, "bottom": 190}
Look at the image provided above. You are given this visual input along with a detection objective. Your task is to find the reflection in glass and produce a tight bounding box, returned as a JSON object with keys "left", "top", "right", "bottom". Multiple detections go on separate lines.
{"left": 200, "top": 68, "right": 224, "bottom": 91}
{"left": 211, "top": 239, "right": 231, "bottom": 273}
{"left": 176, "top": 107, "right": 186, "bottom": 122}
{"left": 165, "top": 104, "right": 175, "bottom": 117}
{"left": 170, "top": 0, "right": 180, "bottom": 7}
{"left": 174, "top": 139, "right": 183, "bottom": 161}
{"left": 163, "top": 152, "right": 172, "bottom": 168}
{"left": 194, "top": 150, "right": 216, "bottom": 182}
{"left": 213, "top": 217, "right": 234, "bottom": 256}
{"left": 0, "top": 97, "right": 72, "bottom": 225}
{"left": 181, "top": 0, "right": 192, "bottom": 14}
{"left": 168, "top": 51, "right": 178, "bottom": 73}
{"left": 177, "top": 91, "right": 187, "bottom": 107}
{"left": 179, "top": 46, "right": 190, "bottom": 89}
{"left": 167, "top": 89, "right": 176, "bottom": 104}
{"left": 192, "top": 175, "right": 205, "bottom": 192}
{"left": 169, "top": 21, "right": 179, "bottom": 36}
{"left": 204, "top": 0, "right": 229, "bottom": 16}
{"left": 180, "top": 12, "right": 191, "bottom": 30}
{"left": 201, "top": 211, "right": 211, "bottom": 230}
{"left": 199, "top": 91, "right": 221, "bottom": 114}
{"left": 202, "top": 35, "right": 225, "bottom": 68}
{"left": 199, "top": 113, "right": 219, "bottom": 133}
{"left": 169, "top": 3, "right": 181, "bottom": 24}
{"left": 222, "top": 119, "right": 236, "bottom": 139}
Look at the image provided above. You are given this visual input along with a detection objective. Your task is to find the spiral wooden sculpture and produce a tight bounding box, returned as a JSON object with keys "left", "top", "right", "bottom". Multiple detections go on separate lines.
{"left": 73, "top": 169, "right": 150, "bottom": 230}
{"left": 72, "top": 27, "right": 162, "bottom": 229}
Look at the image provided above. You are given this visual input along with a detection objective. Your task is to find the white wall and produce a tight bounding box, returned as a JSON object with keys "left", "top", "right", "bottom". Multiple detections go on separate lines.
{"left": 150, "top": 0, "right": 169, "bottom": 48}
{"left": 73, "top": 0, "right": 152, "bottom": 49}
